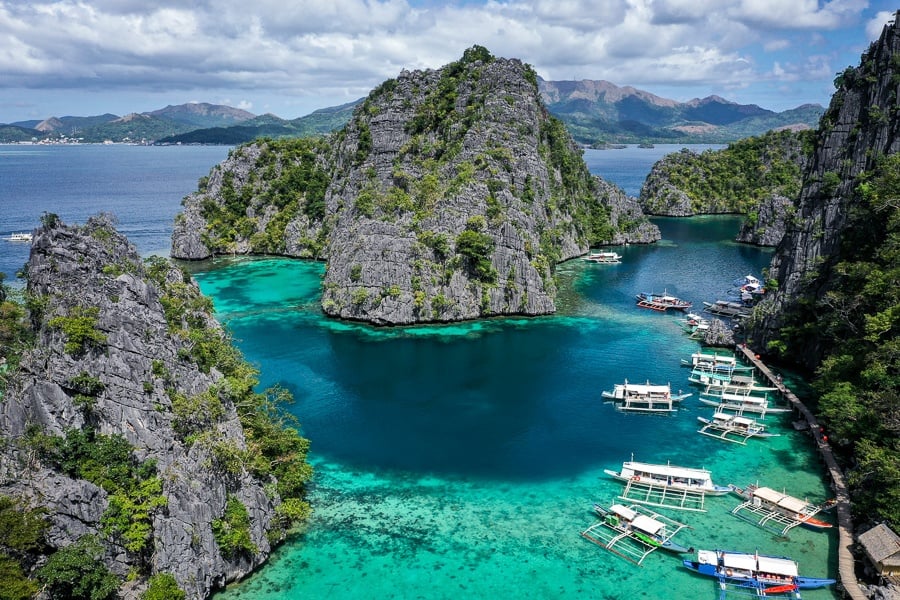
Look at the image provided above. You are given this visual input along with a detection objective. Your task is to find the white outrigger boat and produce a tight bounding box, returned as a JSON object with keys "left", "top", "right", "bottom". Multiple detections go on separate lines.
{"left": 581, "top": 503, "right": 691, "bottom": 565}
{"left": 5, "top": 232, "right": 33, "bottom": 242}
{"left": 698, "top": 391, "right": 791, "bottom": 417}
{"left": 582, "top": 250, "right": 622, "bottom": 264}
{"left": 681, "top": 352, "right": 754, "bottom": 373}
{"left": 604, "top": 461, "right": 731, "bottom": 496}
{"left": 697, "top": 412, "right": 780, "bottom": 444}
{"left": 729, "top": 484, "right": 833, "bottom": 536}
{"left": 688, "top": 370, "right": 774, "bottom": 394}
{"left": 604, "top": 460, "right": 730, "bottom": 512}
{"left": 601, "top": 380, "right": 691, "bottom": 413}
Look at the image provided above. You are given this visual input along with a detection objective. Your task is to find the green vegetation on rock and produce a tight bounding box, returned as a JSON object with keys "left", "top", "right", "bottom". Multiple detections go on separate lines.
{"left": 641, "top": 129, "right": 813, "bottom": 215}
{"left": 769, "top": 152, "right": 900, "bottom": 528}
{"left": 37, "top": 535, "right": 119, "bottom": 600}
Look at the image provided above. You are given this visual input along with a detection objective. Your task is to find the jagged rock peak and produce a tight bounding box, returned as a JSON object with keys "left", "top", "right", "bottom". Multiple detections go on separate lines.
{"left": 0, "top": 214, "right": 310, "bottom": 599}
{"left": 171, "top": 46, "right": 659, "bottom": 326}
{"left": 746, "top": 11, "right": 900, "bottom": 365}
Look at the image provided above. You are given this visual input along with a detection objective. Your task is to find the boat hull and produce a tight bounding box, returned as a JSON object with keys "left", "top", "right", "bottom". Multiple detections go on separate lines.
{"left": 603, "top": 467, "right": 731, "bottom": 496}
{"left": 683, "top": 552, "right": 835, "bottom": 591}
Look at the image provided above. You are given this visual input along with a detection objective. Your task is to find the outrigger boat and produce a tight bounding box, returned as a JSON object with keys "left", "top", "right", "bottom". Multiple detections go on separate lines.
{"left": 5, "top": 232, "right": 32, "bottom": 242}
{"left": 583, "top": 250, "right": 622, "bottom": 264}
{"left": 703, "top": 300, "right": 752, "bottom": 319}
{"left": 698, "top": 392, "right": 790, "bottom": 417}
{"left": 604, "top": 460, "right": 730, "bottom": 512}
{"left": 697, "top": 412, "right": 779, "bottom": 444}
{"left": 602, "top": 380, "right": 691, "bottom": 413}
{"left": 635, "top": 291, "right": 692, "bottom": 312}
{"left": 729, "top": 485, "right": 832, "bottom": 535}
{"left": 581, "top": 503, "right": 691, "bottom": 565}
{"left": 604, "top": 461, "right": 731, "bottom": 496}
{"left": 683, "top": 549, "right": 835, "bottom": 597}
{"left": 682, "top": 352, "right": 754, "bottom": 373}
{"left": 691, "top": 371, "right": 776, "bottom": 394}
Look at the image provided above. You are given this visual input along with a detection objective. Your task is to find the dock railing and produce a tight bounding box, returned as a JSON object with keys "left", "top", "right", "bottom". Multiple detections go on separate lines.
{"left": 736, "top": 345, "right": 866, "bottom": 600}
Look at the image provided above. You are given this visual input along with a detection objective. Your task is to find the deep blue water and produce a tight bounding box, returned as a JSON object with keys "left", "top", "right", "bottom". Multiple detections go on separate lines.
{"left": 582, "top": 144, "right": 724, "bottom": 196}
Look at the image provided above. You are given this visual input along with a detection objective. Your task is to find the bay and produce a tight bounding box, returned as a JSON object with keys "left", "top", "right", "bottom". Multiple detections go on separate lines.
{"left": 0, "top": 143, "right": 837, "bottom": 599}
{"left": 0, "top": 144, "right": 229, "bottom": 283}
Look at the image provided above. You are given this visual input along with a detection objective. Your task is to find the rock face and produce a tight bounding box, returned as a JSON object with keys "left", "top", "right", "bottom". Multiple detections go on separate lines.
{"left": 172, "top": 47, "right": 660, "bottom": 325}
{"left": 734, "top": 194, "right": 793, "bottom": 246}
{"left": 747, "top": 15, "right": 900, "bottom": 368}
{"left": 0, "top": 215, "right": 287, "bottom": 599}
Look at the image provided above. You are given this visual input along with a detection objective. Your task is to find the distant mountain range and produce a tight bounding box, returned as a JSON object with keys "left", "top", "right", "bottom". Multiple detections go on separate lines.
{"left": 537, "top": 79, "right": 823, "bottom": 145}
{"left": 0, "top": 80, "right": 823, "bottom": 145}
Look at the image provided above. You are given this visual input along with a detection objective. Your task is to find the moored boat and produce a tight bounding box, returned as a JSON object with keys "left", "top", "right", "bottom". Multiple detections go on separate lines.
{"left": 697, "top": 412, "right": 779, "bottom": 444}
{"left": 730, "top": 484, "right": 833, "bottom": 530}
{"left": 583, "top": 250, "right": 622, "bottom": 264}
{"left": 698, "top": 391, "right": 790, "bottom": 416}
{"left": 601, "top": 380, "right": 691, "bottom": 413}
{"left": 682, "top": 549, "right": 835, "bottom": 595}
{"left": 592, "top": 503, "right": 691, "bottom": 553}
{"left": 5, "top": 232, "right": 32, "bottom": 242}
{"left": 635, "top": 291, "right": 692, "bottom": 312}
{"left": 603, "top": 460, "right": 731, "bottom": 496}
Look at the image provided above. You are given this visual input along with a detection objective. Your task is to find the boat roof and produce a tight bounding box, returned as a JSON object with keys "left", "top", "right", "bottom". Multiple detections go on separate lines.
{"left": 624, "top": 461, "right": 712, "bottom": 480}
{"left": 630, "top": 515, "right": 664, "bottom": 535}
{"left": 693, "top": 352, "right": 736, "bottom": 364}
{"left": 611, "top": 504, "right": 637, "bottom": 521}
{"left": 722, "top": 553, "right": 756, "bottom": 571}
{"left": 619, "top": 383, "right": 671, "bottom": 394}
{"left": 732, "top": 416, "right": 756, "bottom": 426}
{"left": 756, "top": 555, "right": 798, "bottom": 577}
{"left": 752, "top": 487, "right": 811, "bottom": 513}
{"left": 721, "top": 393, "right": 767, "bottom": 405}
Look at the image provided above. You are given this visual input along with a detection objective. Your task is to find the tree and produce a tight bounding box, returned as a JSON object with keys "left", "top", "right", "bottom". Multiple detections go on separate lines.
{"left": 37, "top": 536, "right": 119, "bottom": 600}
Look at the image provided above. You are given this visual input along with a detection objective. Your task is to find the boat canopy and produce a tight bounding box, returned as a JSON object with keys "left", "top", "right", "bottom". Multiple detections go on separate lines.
{"left": 623, "top": 461, "right": 712, "bottom": 482}
{"left": 732, "top": 416, "right": 755, "bottom": 426}
{"left": 630, "top": 515, "right": 664, "bottom": 535}
{"left": 611, "top": 504, "right": 637, "bottom": 521}
{"left": 692, "top": 352, "right": 736, "bottom": 365}
{"left": 720, "top": 393, "right": 767, "bottom": 405}
{"left": 722, "top": 553, "right": 757, "bottom": 571}
{"left": 753, "top": 487, "right": 811, "bottom": 514}
{"left": 619, "top": 383, "right": 670, "bottom": 395}
{"left": 756, "top": 555, "right": 798, "bottom": 577}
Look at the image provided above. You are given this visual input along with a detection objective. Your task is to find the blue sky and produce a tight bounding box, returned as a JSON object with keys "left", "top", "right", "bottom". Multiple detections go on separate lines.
{"left": 0, "top": 1, "right": 896, "bottom": 123}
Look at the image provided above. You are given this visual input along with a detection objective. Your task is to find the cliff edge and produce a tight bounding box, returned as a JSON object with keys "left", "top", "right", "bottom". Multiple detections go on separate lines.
{"left": 0, "top": 214, "right": 311, "bottom": 599}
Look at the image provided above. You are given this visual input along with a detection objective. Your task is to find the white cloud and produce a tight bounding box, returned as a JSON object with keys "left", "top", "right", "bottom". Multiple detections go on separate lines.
{"left": 0, "top": 0, "right": 878, "bottom": 119}
{"left": 729, "top": 0, "right": 867, "bottom": 30}
{"left": 764, "top": 39, "right": 791, "bottom": 52}
{"left": 866, "top": 10, "right": 896, "bottom": 39}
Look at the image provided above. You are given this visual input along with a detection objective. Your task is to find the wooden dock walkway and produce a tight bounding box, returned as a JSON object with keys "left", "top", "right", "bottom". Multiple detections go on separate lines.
{"left": 737, "top": 345, "right": 866, "bottom": 600}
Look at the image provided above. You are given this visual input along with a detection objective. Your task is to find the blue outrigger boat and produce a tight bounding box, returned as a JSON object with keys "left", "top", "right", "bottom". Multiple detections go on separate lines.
{"left": 683, "top": 549, "right": 835, "bottom": 598}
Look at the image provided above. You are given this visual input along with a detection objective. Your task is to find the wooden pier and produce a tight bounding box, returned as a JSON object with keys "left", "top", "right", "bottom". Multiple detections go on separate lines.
{"left": 737, "top": 345, "right": 866, "bottom": 600}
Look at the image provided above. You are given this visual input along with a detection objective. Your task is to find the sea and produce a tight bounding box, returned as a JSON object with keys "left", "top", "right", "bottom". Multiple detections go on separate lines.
{"left": 0, "top": 143, "right": 839, "bottom": 600}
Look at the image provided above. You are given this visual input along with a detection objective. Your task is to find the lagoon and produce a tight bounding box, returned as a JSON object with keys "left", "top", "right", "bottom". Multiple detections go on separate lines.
{"left": 195, "top": 217, "right": 836, "bottom": 600}
{"left": 0, "top": 143, "right": 836, "bottom": 599}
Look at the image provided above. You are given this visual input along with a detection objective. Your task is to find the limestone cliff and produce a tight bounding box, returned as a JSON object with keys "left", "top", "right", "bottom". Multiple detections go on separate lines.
{"left": 747, "top": 14, "right": 900, "bottom": 368}
{"left": 0, "top": 215, "right": 310, "bottom": 599}
{"left": 172, "top": 47, "right": 659, "bottom": 325}
{"left": 638, "top": 130, "right": 811, "bottom": 245}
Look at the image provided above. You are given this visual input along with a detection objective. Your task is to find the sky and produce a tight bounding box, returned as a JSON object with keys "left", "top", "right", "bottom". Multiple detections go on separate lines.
{"left": 1, "top": 0, "right": 896, "bottom": 124}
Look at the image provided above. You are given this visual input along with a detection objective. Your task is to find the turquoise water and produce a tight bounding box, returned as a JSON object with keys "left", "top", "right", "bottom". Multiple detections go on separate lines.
{"left": 193, "top": 216, "right": 838, "bottom": 600}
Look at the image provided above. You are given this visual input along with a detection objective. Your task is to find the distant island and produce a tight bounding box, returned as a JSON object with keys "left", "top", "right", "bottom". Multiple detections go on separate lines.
{"left": 1, "top": 81, "right": 822, "bottom": 146}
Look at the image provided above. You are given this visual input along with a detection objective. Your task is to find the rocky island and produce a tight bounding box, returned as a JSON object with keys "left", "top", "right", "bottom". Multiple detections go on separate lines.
{"left": 638, "top": 129, "right": 812, "bottom": 245}
{"left": 0, "top": 214, "right": 312, "bottom": 599}
{"left": 172, "top": 46, "right": 659, "bottom": 325}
